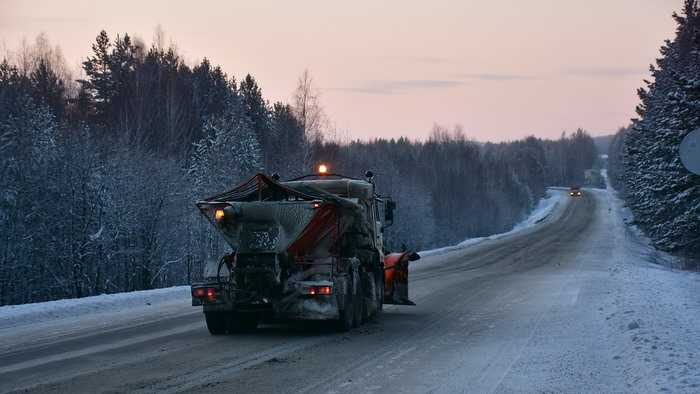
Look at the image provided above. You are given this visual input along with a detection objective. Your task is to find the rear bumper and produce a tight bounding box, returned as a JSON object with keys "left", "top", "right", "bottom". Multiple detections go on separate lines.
{"left": 193, "top": 283, "right": 340, "bottom": 320}
{"left": 274, "top": 294, "right": 339, "bottom": 320}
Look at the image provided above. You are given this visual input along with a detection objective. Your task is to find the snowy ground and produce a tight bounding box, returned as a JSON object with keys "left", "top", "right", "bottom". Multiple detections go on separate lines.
{"left": 603, "top": 221, "right": 700, "bottom": 392}
{"left": 0, "top": 286, "right": 189, "bottom": 331}
{"left": 599, "top": 175, "right": 700, "bottom": 392}
{"left": 0, "top": 286, "right": 193, "bottom": 353}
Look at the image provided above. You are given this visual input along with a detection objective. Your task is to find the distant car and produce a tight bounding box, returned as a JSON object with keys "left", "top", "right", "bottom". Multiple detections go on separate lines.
{"left": 569, "top": 186, "right": 582, "bottom": 197}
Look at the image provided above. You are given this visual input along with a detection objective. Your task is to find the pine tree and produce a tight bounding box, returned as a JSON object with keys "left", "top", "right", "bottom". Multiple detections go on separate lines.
{"left": 269, "top": 102, "right": 305, "bottom": 178}
{"left": 79, "top": 31, "right": 113, "bottom": 125}
{"left": 29, "top": 59, "right": 66, "bottom": 122}
{"left": 239, "top": 74, "right": 271, "bottom": 168}
{"left": 189, "top": 94, "right": 263, "bottom": 195}
{"left": 624, "top": 0, "right": 700, "bottom": 263}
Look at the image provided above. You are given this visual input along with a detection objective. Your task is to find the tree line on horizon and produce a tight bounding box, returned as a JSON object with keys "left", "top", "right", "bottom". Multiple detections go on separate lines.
{"left": 0, "top": 30, "right": 597, "bottom": 306}
{"left": 608, "top": 0, "right": 700, "bottom": 267}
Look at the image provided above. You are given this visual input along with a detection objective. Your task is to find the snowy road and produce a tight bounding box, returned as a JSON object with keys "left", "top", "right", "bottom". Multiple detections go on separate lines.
{"left": 1, "top": 189, "right": 699, "bottom": 393}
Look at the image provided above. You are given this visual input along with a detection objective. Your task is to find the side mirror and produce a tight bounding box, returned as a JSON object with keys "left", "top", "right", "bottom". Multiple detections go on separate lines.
{"left": 384, "top": 199, "right": 396, "bottom": 226}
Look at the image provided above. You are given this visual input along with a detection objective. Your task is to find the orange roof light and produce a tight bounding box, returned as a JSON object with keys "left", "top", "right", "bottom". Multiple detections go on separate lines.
{"left": 318, "top": 164, "right": 328, "bottom": 174}
{"left": 214, "top": 209, "right": 225, "bottom": 221}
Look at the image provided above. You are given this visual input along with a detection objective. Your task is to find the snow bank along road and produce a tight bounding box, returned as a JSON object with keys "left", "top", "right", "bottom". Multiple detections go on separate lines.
{"left": 1, "top": 188, "right": 699, "bottom": 393}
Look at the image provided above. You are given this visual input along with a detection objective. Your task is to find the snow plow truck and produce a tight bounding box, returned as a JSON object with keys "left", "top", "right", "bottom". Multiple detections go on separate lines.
{"left": 191, "top": 166, "right": 420, "bottom": 334}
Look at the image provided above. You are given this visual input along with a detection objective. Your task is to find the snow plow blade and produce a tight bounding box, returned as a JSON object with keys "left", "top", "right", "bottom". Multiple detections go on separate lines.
{"left": 384, "top": 251, "right": 420, "bottom": 305}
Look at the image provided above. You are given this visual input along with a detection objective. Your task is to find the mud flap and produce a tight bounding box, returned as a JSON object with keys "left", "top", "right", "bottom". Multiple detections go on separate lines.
{"left": 383, "top": 251, "right": 420, "bottom": 305}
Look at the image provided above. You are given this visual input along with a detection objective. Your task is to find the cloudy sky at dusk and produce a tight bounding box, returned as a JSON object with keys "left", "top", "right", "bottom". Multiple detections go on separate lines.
{"left": 1, "top": 0, "right": 681, "bottom": 141}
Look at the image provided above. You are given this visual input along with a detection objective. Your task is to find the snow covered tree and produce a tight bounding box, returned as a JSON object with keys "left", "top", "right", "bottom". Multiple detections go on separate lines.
{"left": 191, "top": 58, "right": 229, "bottom": 138}
{"left": 189, "top": 94, "right": 263, "bottom": 196}
{"left": 607, "top": 127, "right": 628, "bottom": 194}
{"left": 239, "top": 74, "right": 272, "bottom": 168}
{"left": 0, "top": 94, "right": 59, "bottom": 304}
{"left": 622, "top": 0, "right": 700, "bottom": 264}
{"left": 268, "top": 102, "right": 305, "bottom": 178}
{"left": 49, "top": 125, "right": 105, "bottom": 298}
{"left": 29, "top": 59, "right": 66, "bottom": 122}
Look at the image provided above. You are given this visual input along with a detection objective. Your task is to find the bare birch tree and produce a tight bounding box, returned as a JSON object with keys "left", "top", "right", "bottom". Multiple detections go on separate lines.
{"left": 292, "top": 69, "right": 326, "bottom": 171}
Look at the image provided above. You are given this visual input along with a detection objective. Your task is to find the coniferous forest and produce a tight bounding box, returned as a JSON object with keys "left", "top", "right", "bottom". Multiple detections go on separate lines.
{"left": 0, "top": 31, "right": 598, "bottom": 306}
{"left": 608, "top": 0, "right": 700, "bottom": 267}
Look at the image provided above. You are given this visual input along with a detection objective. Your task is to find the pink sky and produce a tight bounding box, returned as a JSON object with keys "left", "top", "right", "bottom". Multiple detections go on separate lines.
{"left": 0, "top": 0, "right": 680, "bottom": 141}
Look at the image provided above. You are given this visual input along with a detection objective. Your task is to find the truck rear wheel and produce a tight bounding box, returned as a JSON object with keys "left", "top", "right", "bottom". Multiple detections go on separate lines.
{"left": 352, "top": 269, "right": 363, "bottom": 328}
{"left": 204, "top": 312, "right": 228, "bottom": 335}
{"left": 337, "top": 277, "right": 355, "bottom": 332}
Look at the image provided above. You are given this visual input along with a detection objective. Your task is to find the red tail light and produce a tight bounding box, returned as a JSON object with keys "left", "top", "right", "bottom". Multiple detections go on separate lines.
{"left": 303, "top": 285, "right": 333, "bottom": 295}
{"left": 192, "top": 287, "right": 207, "bottom": 298}
{"left": 192, "top": 287, "right": 219, "bottom": 300}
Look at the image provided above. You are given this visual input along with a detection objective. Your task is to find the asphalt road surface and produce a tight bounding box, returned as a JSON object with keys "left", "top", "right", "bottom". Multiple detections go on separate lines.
{"left": 0, "top": 190, "right": 645, "bottom": 393}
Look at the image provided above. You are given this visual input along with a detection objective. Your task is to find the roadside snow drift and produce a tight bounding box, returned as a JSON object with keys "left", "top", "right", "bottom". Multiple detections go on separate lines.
{"left": 420, "top": 188, "right": 564, "bottom": 258}
{"left": 0, "top": 286, "right": 190, "bottom": 332}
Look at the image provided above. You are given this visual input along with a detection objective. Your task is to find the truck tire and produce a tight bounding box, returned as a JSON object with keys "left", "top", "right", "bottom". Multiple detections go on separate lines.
{"left": 376, "top": 273, "right": 384, "bottom": 313}
{"left": 352, "top": 269, "right": 363, "bottom": 328}
{"left": 337, "top": 277, "right": 355, "bottom": 332}
{"left": 204, "top": 312, "right": 228, "bottom": 335}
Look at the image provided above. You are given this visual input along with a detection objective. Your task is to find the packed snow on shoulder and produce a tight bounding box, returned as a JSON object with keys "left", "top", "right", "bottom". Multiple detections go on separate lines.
{"left": 0, "top": 286, "right": 190, "bottom": 331}
{"left": 419, "top": 188, "right": 565, "bottom": 258}
{"left": 600, "top": 173, "right": 700, "bottom": 392}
